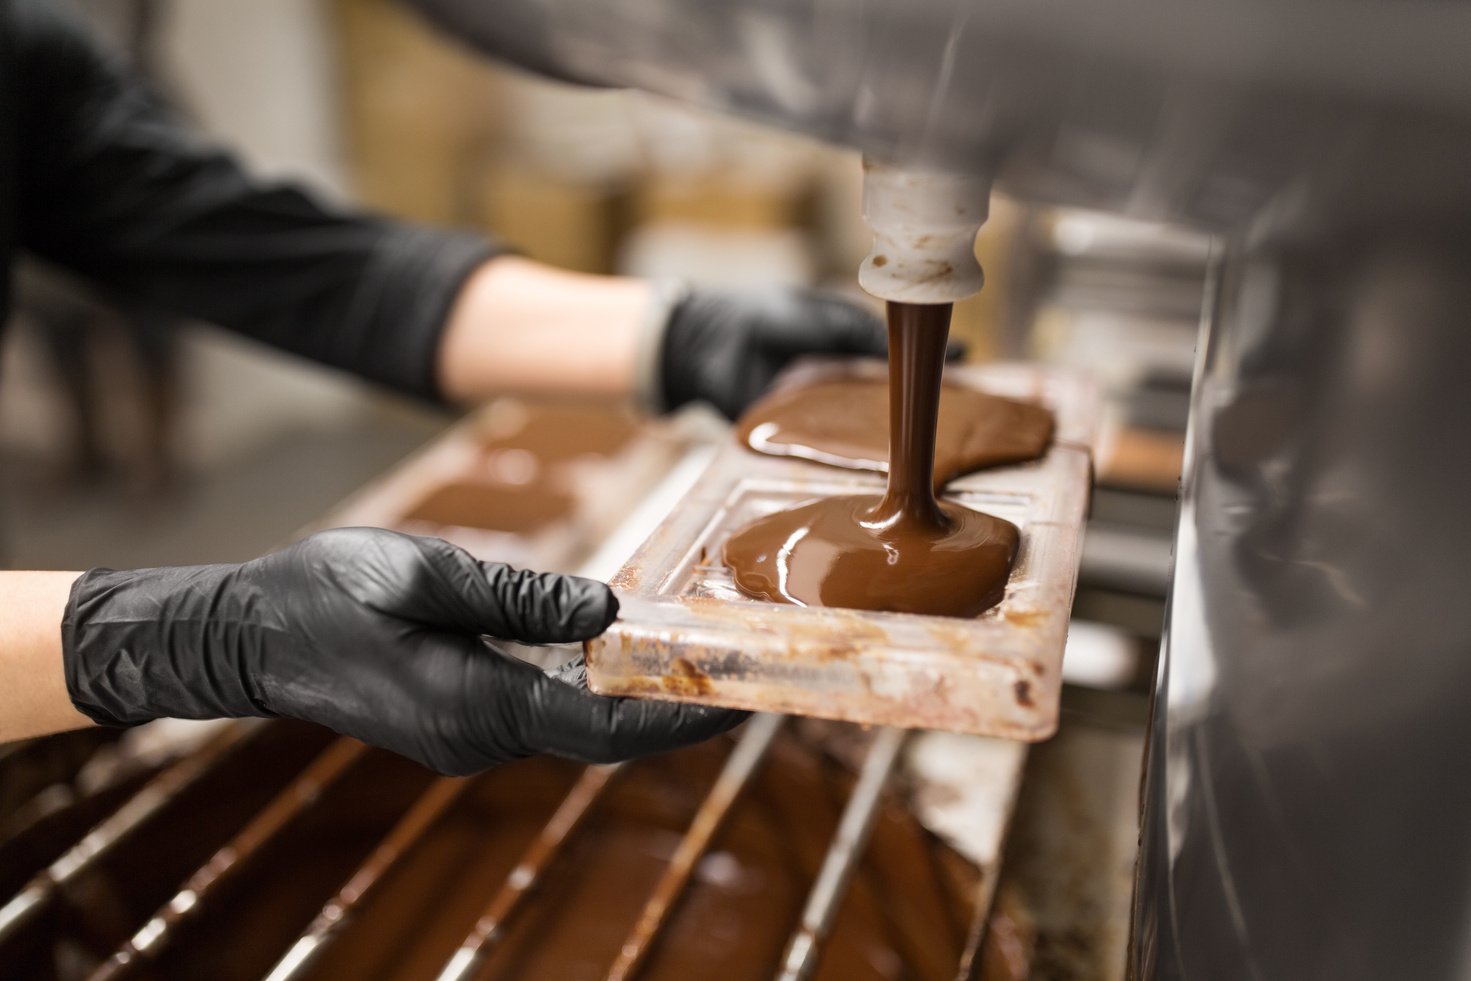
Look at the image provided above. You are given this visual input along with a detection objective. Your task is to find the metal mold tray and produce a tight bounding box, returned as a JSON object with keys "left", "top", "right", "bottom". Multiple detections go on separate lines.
{"left": 586, "top": 362, "right": 1098, "bottom": 740}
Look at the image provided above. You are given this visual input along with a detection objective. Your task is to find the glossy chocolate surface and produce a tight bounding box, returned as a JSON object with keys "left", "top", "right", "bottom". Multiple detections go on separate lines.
{"left": 737, "top": 376, "right": 1053, "bottom": 488}
{"left": 725, "top": 303, "right": 1021, "bottom": 617}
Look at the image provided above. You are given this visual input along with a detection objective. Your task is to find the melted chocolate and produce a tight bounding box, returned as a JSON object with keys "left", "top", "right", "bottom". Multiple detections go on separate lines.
{"left": 401, "top": 403, "right": 634, "bottom": 536}
{"left": 724, "top": 303, "right": 1020, "bottom": 618}
{"left": 736, "top": 374, "right": 1053, "bottom": 488}
{"left": 403, "top": 481, "right": 575, "bottom": 535}
{"left": 721, "top": 494, "right": 1018, "bottom": 617}
{"left": 474, "top": 402, "right": 638, "bottom": 464}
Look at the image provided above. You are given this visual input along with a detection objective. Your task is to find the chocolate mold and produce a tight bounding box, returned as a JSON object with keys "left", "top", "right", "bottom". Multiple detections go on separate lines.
{"left": 586, "top": 361, "right": 1098, "bottom": 739}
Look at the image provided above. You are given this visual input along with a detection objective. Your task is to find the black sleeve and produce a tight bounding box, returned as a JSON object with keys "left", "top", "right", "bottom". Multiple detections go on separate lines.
{"left": 13, "top": 0, "right": 499, "bottom": 401}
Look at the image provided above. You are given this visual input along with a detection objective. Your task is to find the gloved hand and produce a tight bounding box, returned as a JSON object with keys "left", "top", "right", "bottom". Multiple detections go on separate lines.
{"left": 656, "top": 286, "right": 889, "bottom": 419}
{"left": 62, "top": 528, "right": 743, "bottom": 775}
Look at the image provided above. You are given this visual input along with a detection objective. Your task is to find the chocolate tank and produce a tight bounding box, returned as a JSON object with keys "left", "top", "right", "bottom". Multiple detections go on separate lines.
{"left": 402, "top": 3, "right": 1471, "bottom": 978}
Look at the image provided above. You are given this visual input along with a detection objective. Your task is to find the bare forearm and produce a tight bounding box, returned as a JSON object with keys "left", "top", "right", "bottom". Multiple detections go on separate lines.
{"left": 436, "top": 257, "right": 655, "bottom": 405}
{"left": 0, "top": 571, "right": 92, "bottom": 742}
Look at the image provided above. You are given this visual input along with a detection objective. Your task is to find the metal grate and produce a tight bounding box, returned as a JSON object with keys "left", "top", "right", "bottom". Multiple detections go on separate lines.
{"left": 0, "top": 713, "right": 1010, "bottom": 981}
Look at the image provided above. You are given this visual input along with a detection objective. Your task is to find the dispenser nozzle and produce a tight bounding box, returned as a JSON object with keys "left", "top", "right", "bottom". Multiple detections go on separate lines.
{"left": 858, "top": 161, "right": 991, "bottom": 304}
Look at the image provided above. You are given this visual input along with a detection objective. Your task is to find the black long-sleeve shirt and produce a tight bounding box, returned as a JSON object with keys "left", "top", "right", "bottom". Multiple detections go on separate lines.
{"left": 0, "top": 0, "right": 498, "bottom": 401}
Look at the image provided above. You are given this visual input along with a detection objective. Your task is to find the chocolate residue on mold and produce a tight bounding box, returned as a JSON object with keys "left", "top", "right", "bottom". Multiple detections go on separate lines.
{"left": 723, "top": 302, "right": 1020, "bottom": 618}
{"left": 474, "top": 402, "right": 639, "bottom": 464}
{"left": 736, "top": 375, "right": 1054, "bottom": 489}
{"left": 403, "top": 481, "right": 575, "bottom": 535}
{"left": 664, "top": 657, "right": 715, "bottom": 697}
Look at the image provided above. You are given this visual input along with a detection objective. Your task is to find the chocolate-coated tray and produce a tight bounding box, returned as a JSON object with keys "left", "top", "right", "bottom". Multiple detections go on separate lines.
{"left": 585, "top": 361, "right": 1098, "bottom": 740}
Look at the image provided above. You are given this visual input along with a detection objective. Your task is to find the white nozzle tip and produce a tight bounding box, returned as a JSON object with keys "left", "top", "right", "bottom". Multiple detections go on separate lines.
{"left": 858, "top": 162, "right": 991, "bottom": 304}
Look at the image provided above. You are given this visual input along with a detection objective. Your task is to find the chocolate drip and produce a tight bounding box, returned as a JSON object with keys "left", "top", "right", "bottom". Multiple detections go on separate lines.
{"left": 723, "top": 303, "right": 1020, "bottom": 618}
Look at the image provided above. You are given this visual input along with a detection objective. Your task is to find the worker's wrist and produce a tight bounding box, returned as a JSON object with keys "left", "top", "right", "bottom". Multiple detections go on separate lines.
{"left": 0, "top": 571, "right": 90, "bottom": 742}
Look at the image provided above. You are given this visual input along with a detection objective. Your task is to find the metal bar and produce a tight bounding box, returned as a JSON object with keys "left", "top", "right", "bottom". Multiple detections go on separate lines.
{"left": 775, "top": 727, "right": 909, "bottom": 981}
{"left": 950, "top": 753, "right": 1028, "bottom": 981}
{"left": 0, "top": 720, "right": 260, "bottom": 944}
{"left": 85, "top": 738, "right": 369, "bottom": 981}
{"left": 952, "top": 836, "right": 1019, "bottom": 981}
{"left": 604, "top": 713, "right": 785, "bottom": 981}
{"left": 264, "top": 775, "right": 472, "bottom": 981}
{"left": 434, "top": 763, "right": 624, "bottom": 981}
{"left": 953, "top": 899, "right": 994, "bottom": 981}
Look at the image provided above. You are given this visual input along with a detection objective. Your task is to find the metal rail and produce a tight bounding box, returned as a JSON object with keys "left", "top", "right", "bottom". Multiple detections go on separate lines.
{"left": 434, "top": 763, "right": 625, "bottom": 981}
{"left": 954, "top": 897, "right": 996, "bottom": 981}
{"left": 605, "top": 713, "right": 785, "bottom": 981}
{"left": 264, "top": 775, "right": 473, "bottom": 981}
{"left": 775, "top": 727, "right": 909, "bottom": 981}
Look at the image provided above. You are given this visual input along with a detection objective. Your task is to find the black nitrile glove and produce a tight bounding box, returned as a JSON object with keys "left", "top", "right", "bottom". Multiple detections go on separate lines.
{"left": 62, "top": 528, "right": 743, "bottom": 775}
{"left": 658, "top": 286, "right": 890, "bottom": 419}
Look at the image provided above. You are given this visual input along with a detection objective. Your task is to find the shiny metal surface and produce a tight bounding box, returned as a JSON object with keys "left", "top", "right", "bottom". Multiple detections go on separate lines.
{"left": 406, "top": 2, "right": 1471, "bottom": 977}
{"left": 1136, "top": 223, "right": 1471, "bottom": 980}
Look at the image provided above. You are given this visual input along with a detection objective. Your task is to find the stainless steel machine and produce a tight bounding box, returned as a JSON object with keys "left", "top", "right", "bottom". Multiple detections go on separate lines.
{"left": 407, "top": 2, "right": 1471, "bottom": 977}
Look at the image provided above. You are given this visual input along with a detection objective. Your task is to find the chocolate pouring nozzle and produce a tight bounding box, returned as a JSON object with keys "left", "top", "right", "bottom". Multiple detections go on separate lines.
{"left": 858, "top": 160, "right": 990, "bottom": 305}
